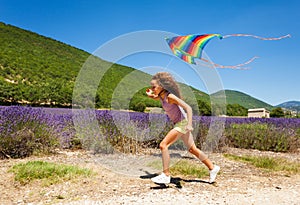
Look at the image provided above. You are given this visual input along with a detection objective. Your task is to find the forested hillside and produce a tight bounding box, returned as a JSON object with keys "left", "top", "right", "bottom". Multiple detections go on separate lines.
{"left": 0, "top": 22, "right": 88, "bottom": 106}
{"left": 0, "top": 22, "right": 208, "bottom": 110}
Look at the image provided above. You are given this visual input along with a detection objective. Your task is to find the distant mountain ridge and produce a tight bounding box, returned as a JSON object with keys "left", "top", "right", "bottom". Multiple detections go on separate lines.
{"left": 0, "top": 21, "right": 275, "bottom": 112}
{"left": 277, "top": 101, "right": 300, "bottom": 111}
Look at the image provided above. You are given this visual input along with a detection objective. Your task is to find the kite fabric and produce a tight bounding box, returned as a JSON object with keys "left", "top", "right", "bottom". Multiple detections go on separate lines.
{"left": 166, "top": 33, "right": 291, "bottom": 69}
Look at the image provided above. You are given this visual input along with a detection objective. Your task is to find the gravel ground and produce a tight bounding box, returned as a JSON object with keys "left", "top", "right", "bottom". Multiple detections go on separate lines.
{"left": 0, "top": 148, "right": 299, "bottom": 205}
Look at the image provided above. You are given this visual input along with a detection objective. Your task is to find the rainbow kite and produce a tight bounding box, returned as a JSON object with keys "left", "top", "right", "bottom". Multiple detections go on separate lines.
{"left": 166, "top": 33, "right": 291, "bottom": 69}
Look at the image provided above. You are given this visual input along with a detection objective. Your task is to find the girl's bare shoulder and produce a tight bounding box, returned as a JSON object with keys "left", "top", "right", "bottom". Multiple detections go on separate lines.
{"left": 167, "top": 93, "right": 180, "bottom": 104}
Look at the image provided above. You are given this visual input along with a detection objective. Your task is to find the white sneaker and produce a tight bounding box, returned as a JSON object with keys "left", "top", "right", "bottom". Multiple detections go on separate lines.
{"left": 151, "top": 173, "right": 171, "bottom": 184}
{"left": 209, "top": 165, "right": 220, "bottom": 183}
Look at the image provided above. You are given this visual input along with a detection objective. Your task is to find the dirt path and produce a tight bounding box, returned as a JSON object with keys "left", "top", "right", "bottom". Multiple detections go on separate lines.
{"left": 0, "top": 148, "right": 299, "bottom": 205}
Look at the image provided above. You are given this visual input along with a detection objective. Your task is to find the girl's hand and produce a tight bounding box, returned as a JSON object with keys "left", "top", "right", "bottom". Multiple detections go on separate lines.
{"left": 146, "top": 88, "right": 158, "bottom": 98}
{"left": 146, "top": 88, "right": 153, "bottom": 96}
{"left": 185, "top": 125, "right": 194, "bottom": 132}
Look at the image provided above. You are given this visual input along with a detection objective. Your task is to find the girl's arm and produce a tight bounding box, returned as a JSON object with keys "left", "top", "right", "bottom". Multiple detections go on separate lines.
{"left": 168, "top": 94, "right": 193, "bottom": 131}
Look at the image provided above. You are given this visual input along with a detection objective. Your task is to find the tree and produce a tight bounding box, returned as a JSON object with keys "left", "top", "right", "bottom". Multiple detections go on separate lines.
{"left": 270, "top": 107, "right": 285, "bottom": 118}
{"left": 197, "top": 100, "right": 211, "bottom": 116}
{"left": 132, "top": 102, "right": 146, "bottom": 112}
{"left": 226, "top": 104, "right": 247, "bottom": 116}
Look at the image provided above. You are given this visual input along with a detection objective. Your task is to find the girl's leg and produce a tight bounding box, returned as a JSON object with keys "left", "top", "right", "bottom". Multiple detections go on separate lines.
{"left": 159, "top": 129, "right": 183, "bottom": 176}
{"left": 181, "top": 132, "right": 214, "bottom": 170}
{"left": 181, "top": 132, "right": 220, "bottom": 183}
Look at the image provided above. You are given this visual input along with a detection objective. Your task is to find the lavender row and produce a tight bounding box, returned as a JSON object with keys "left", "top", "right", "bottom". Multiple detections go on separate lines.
{"left": 1, "top": 106, "right": 299, "bottom": 158}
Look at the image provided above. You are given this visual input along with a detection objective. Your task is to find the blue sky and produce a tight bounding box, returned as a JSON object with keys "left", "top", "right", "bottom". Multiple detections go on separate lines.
{"left": 1, "top": 0, "right": 299, "bottom": 106}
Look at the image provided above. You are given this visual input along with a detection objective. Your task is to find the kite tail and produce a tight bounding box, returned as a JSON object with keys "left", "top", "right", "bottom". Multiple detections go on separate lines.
{"left": 222, "top": 34, "right": 291, "bottom": 40}
{"left": 200, "top": 56, "right": 259, "bottom": 70}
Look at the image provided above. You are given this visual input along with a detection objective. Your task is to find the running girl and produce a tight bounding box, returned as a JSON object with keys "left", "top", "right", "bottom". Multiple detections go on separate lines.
{"left": 146, "top": 72, "right": 220, "bottom": 184}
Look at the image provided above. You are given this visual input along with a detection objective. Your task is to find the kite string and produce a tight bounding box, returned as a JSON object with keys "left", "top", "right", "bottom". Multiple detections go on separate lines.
{"left": 222, "top": 34, "right": 291, "bottom": 40}
{"left": 165, "top": 56, "right": 174, "bottom": 69}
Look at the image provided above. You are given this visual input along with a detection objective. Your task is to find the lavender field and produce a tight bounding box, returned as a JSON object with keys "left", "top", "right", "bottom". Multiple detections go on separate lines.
{"left": 1, "top": 106, "right": 299, "bottom": 159}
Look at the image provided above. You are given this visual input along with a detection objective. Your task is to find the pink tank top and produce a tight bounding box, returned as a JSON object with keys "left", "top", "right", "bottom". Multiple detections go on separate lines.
{"left": 160, "top": 92, "right": 186, "bottom": 124}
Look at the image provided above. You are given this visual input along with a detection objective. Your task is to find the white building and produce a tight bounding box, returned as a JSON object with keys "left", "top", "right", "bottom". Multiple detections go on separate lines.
{"left": 248, "top": 108, "right": 270, "bottom": 118}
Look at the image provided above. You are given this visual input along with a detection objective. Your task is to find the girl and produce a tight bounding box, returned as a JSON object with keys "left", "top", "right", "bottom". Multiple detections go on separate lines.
{"left": 146, "top": 72, "right": 220, "bottom": 184}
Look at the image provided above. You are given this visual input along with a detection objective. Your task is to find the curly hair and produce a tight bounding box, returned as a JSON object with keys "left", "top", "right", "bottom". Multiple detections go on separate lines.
{"left": 152, "top": 72, "right": 182, "bottom": 99}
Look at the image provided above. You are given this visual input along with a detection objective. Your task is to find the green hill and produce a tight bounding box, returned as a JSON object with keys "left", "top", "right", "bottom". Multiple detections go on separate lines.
{"left": 0, "top": 22, "right": 209, "bottom": 109}
{"left": 212, "top": 90, "right": 274, "bottom": 110}
{"left": 0, "top": 22, "right": 89, "bottom": 106}
{"left": 0, "top": 22, "right": 273, "bottom": 114}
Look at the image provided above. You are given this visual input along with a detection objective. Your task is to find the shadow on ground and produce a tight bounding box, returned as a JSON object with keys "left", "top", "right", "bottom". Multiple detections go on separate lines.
{"left": 140, "top": 171, "right": 211, "bottom": 189}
